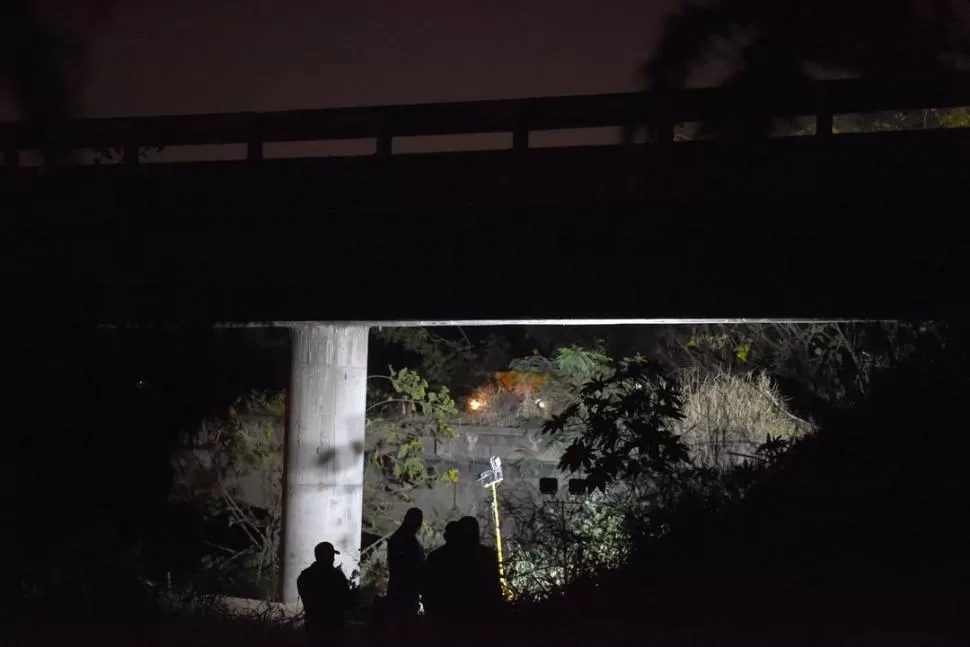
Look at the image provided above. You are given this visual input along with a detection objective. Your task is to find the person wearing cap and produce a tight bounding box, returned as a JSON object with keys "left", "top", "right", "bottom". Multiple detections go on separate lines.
{"left": 297, "top": 541, "right": 353, "bottom": 647}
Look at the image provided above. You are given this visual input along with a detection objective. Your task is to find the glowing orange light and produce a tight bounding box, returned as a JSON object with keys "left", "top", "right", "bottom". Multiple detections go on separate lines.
{"left": 468, "top": 398, "right": 485, "bottom": 412}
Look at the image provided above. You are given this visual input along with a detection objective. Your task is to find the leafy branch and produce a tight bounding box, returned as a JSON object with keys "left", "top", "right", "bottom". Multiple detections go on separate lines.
{"left": 543, "top": 355, "right": 691, "bottom": 493}
{"left": 366, "top": 367, "right": 458, "bottom": 490}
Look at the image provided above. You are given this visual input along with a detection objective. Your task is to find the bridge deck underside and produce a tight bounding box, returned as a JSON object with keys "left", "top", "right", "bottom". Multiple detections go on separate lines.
{"left": 5, "top": 130, "right": 968, "bottom": 324}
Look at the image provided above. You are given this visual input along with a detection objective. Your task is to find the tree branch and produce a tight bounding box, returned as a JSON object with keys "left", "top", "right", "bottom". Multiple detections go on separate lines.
{"left": 366, "top": 398, "right": 414, "bottom": 413}
{"left": 219, "top": 481, "right": 266, "bottom": 549}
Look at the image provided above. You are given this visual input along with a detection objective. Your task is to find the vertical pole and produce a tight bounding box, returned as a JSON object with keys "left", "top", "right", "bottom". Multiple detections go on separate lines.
{"left": 491, "top": 482, "right": 510, "bottom": 599}
{"left": 3, "top": 148, "right": 19, "bottom": 168}
{"left": 123, "top": 141, "right": 140, "bottom": 166}
{"left": 647, "top": 120, "right": 675, "bottom": 145}
{"left": 247, "top": 115, "right": 264, "bottom": 162}
{"left": 816, "top": 82, "right": 834, "bottom": 137}
{"left": 816, "top": 110, "right": 834, "bottom": 137}
{"left": 512, "top": 125, "right": 529, "bottom": 150}
{"left": 281, "top": 324, "right": 369, "bottom": 604}
{"left": 513, "top": 103, "right": 529, "bottom": 150}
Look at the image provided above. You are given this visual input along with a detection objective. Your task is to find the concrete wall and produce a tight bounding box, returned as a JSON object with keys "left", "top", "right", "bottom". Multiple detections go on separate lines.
{"left": 173, "top": 419, "right": 564, "bottom": 525}
{"left": 410, "top": 425, "right": 563, "bottom": 522}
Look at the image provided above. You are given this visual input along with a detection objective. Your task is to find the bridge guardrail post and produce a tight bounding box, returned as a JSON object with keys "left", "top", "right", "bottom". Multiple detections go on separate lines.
{"left": 123, "top": 125, "right": 140, "bottom": 166}
{"left": 513, "top": 102, "right": 530, "bottom": 150}
{"left": 816, "top": 83, "right": 834, "bottom": 137}
{"left": 376, "top": 118, "right": 393, "bottom": 156}
{"left": 3, "top": 147, "right": 19, "bottom": 169}
{"left": 648, "top": 120, "right": 675, "bottom": 145}
{"left": 247, "top": 115, "right": 264, "bottom": 162}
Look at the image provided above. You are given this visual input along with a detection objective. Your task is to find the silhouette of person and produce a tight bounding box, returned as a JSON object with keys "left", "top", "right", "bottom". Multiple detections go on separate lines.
{"left": 387, "top": 507, "right": 425, "bottom": 622}
{"left": 297, "top": 542, "right": 353, "bottom": 647}
{"left": 423, "top": 521, "right": 462, "bottom": 622}
{"left": 418, "top": 516, "right": 502, "bottom": 642}
{"left": 458, "top": 516, "right": 504, "bottom": 612}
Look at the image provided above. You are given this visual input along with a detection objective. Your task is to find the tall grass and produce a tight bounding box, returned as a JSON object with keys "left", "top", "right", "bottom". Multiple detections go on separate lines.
{"left": 675, "top": 368, "right": 808, "bottom": 468}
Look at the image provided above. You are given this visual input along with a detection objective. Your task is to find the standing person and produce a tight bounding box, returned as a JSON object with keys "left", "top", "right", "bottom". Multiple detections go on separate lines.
{"left": 386, "top": 507, "right": 426, "bottom": 628}
{"left": 458, "top": 516, "right": 504, "bottom": 611}
{"left": 297, "top": 542, "right": 353, "bottom": 647}
{"left": 423, "top": 521, "right": 463, "bottom": 624}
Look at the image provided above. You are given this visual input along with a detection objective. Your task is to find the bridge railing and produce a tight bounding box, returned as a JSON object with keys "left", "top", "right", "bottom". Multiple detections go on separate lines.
{"left": 3, "top": 74, "right": 970, "bottom": 166}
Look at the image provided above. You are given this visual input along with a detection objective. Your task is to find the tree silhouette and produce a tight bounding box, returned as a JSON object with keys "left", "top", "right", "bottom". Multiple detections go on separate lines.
{"left": 643, "top": 0, "right": 970, "bottom": 138}
{"left": 0, "top": 1, "right": 104, "bottom": 162}
{"left": 1, "top": 2, "right": 74, "bottom": 119}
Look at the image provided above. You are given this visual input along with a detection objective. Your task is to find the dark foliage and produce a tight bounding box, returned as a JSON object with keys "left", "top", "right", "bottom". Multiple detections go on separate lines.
{"left": 12, "top": 326, "right": 290, "bottom": 616}
{"left": 520, "top": 323, "right": 970, "bottom": 644}
{"left": 0, "top": 1, "right": 81, "bottom": 157}
{"left": 643, "top": 0, "right": 970, "bottom": 139}
{"left": 543, "top": 355, "right": 689, "bottom": 492}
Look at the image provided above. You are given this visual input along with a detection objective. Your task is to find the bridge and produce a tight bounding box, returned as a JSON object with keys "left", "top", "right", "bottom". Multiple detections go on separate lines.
{"left": 6, "top": 75, "right": 970, "bottom": 603}
{"left": 4, "top": 74, "right": 970, "bottom": 324}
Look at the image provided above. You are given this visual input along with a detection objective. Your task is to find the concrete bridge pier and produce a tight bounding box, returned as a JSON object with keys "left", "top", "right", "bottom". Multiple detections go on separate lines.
{"left": 281, "top": 324, "right": 369, "bottom": 604}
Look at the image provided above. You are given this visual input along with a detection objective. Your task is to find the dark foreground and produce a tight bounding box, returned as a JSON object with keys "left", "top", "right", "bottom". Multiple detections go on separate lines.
{"left": 12, "top": 584, "right": 970, "bottom": 647}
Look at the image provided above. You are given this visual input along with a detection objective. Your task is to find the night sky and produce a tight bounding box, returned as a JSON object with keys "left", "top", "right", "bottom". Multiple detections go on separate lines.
{"left": 0, "top": 0, "right": 679, "bottom": 120}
